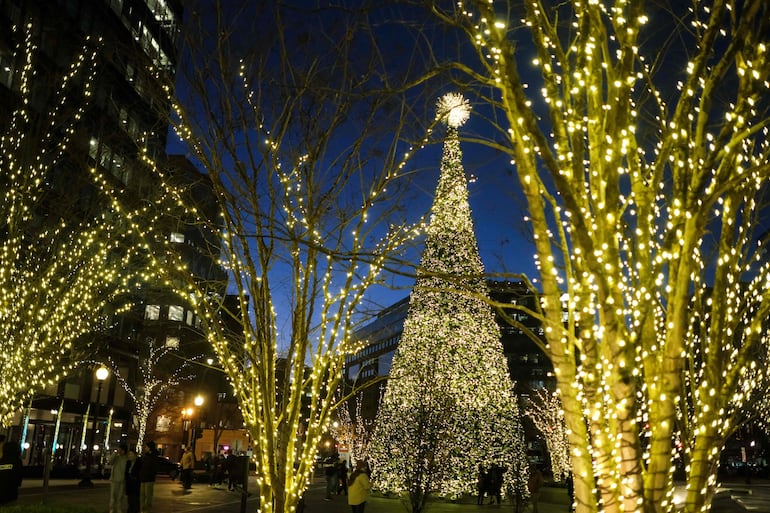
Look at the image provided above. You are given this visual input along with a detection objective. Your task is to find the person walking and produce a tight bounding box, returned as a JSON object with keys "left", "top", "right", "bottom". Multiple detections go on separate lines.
{"left": 323, "top": 457, "right": 337, "bottom": 500}
{"left": 0, "top": 440, "right": 22, "bottom": 505}
{"left": 180, "top": 447, "right": 195, "bottom": 490}
{"left": 347, "top": 460, "right": 372, "bottom": 513}
{"left": 528, "top": 466, "right": 545, "bottom": 513}
{"left": 139, "top": 440, "right": 159, "bottom": 513}
{"left": 125, "top": 449, "right": 141, "bottom": 513}
{"left": 108, "top": 444, "right": 128, "bottom": 513}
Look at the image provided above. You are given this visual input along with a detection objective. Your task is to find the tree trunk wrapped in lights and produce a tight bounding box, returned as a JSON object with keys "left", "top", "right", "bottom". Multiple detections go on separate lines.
{"left": 369, "top": 94, "right": 529, "bottom": 512}
{"left": 432, "top": 1, "right": 770, "bottom": 512}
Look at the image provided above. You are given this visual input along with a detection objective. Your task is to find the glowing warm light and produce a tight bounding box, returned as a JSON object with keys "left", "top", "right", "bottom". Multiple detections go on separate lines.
{"left": 0, "top": 24, "right": 142, "bottom": 426}
{"left": 96, "top": 366, "right": 110, "bottom": 381}
{"left": 370, "top": 94, "right": 529, "bottom": 501}
{"left": 448, "top": 1, "right": 770, "bottom": 512}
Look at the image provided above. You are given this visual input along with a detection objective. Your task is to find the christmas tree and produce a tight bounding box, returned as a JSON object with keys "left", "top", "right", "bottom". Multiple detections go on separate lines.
{"left": 370, "top": 94, "right": 529, "bottom": 509}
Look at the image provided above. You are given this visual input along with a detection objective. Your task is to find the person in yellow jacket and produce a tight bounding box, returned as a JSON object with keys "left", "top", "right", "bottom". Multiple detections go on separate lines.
{"left": 180, "top": 448, "right": 195, "bottom": 490}
{"left": 347, "top": 460, "right": 372, "bottom": 513}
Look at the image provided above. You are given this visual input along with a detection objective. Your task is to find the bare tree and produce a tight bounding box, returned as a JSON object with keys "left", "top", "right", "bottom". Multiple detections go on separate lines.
{"left": 109, "top": 338, "right": 194, "bottom": 450}
{"left": 430, "top": 1, "right": 770, "bottom": 512}
{"left": 125, "top": 3, "right": 442, "bottom": 512}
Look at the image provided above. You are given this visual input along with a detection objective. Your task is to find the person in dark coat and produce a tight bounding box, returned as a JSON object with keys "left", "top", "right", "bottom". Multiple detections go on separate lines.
{"left": 336, "top": 458, "right": 348, "bottom": 495}
{"left": 0, "top": 440, "right": 22, "bottom": 505}
{"left": 125, "top": 448, "right": 142, "bottom": 513}
{"left": 139, "top": 441, "right": 159, "bottom": 513}
{"left": 476, "top": 464, "right": 489, "bottom": 505}
{"left": 323, "top": 456, "right": 338, "bottom": 500}
{"left": 487, "top": 463, "right": 505, "bottom": 505}
{"left": 227, "top": 454, "right": 246, "bottom": 491}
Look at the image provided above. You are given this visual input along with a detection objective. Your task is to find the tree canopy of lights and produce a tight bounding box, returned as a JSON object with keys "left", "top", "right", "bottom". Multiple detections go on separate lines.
{"left": 117, "top": 4, "right": 444, "bottom": 513}
{"left": 525, "top": 388, "right": 571, "bottom": 483}
{"left": 369, "top": 94, "right": 529, "bottom": 513}
{"left": 0, "top": 24, "right": 145, "bottom": 425}
{"left": 430, "top": 1, "right": 770, "bottom": 512}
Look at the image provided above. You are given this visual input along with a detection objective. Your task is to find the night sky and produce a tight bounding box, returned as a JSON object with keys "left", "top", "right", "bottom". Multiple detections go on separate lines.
{"left": 170, "top": 1, "right": 541, "bottom": 313}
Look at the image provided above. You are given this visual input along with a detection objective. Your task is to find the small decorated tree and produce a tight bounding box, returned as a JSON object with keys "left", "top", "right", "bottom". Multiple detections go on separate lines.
{"left": 526, "top": 389, "right": 571, "bottom": 482}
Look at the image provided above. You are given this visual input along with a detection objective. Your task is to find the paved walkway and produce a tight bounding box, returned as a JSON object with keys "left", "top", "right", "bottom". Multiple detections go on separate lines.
{"left": 13, "top": 475, "right": 571, "bottom": 513}
{"left": 13, "top": 475, "right": 769, "bottom": 512}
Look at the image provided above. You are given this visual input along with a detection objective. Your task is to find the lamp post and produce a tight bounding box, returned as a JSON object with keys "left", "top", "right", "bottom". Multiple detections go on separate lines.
{"left": 78, "top": 365, "right": 109, "bottom": 487}
{"left": 192, "top": 394, "right": 204, "bottom": 457}
{"left": 181, "top": 407, "right": 194, "bottom": 460}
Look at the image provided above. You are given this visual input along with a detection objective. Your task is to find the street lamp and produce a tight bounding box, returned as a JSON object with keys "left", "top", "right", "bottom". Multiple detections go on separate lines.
{"left": 78, "top": 365, "right": 109, "bottom": 487}
{"left": 191, "top": 395, "right": 204, "bottom": 456}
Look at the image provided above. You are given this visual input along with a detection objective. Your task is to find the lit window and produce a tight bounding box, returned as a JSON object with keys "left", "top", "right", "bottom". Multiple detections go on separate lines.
{"left": 144, "top": 305, "right": 160, "bottom": 320}
{"left": 186, "top": 310, "right": 194, "bottom": 326}
{"left": 168, "top": 305, "right": 184, "bottom": 321}
{"left": 170, "top": 232, "right": 185, "bottom": 243}
{"left": 165, "top": 336, "right": 179, "bottom": 349}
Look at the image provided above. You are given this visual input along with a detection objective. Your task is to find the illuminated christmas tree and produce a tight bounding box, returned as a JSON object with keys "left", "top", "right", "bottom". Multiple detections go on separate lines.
{"left": 370, "top": 94, "right": 529, "bottom": 511}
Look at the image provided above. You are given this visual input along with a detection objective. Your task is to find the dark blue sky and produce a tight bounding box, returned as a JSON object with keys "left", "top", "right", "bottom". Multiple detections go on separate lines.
{"left": 170, "top": 1, "right": 541, "bottom": 313}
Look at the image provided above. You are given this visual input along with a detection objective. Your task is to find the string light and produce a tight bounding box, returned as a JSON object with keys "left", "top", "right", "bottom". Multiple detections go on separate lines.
{"left": 444, "top": 1, "right": 770, "bottom": 512}
{"left": 0, "top": 25, "right": 145, "bottom": 426}
{"left": 370, "top": 94, "right": 529, "bottom": 501}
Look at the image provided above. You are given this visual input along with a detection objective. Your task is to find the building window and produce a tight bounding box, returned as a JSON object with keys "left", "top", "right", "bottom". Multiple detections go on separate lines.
{"left": 144, "top": 305, "right": 160, "bottom": 320}
{"left": 165, "top": 336, "right": 179, "bottom": 349}
{"left": 186, "top": 310, "right": 194, "bottom": 326}
{"left": 168, "top": 305, "right": 184, "bottom": 321}
{"left": 170, "top": 232, "right": 185, "bottom": 243}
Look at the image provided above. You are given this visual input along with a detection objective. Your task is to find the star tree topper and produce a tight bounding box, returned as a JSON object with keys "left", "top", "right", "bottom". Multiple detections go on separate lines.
{"left": 436, "top": 93, "right": 471, "bottom": 128}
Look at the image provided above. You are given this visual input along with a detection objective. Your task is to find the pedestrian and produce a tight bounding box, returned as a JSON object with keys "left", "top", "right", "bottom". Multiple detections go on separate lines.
{"left": 180, "top": 447, "right": 195, "bottom": 490}
{"left": 0, "top": 440, "right": 22, "bottom": 505}
{"left": 139, "top": 440, "right": 159, "bottom": 513}
{"left": 336, "top": 458, "right": 348, "bottom": 495}
{"left": 347, "top": 460, "right": 372, "bottom": 513}
{"left": 228, "top": 454, "right": 245, "bottom": 491}
{"left": 487, "top": 463, "right": 505, "bottom": 505}
{"left": 225, "top": 451, "right": 238, "bottom": 491}
{"left": 323, "top": 456, "right": 337, "bottom": 500}
{"left": 108, "top": 444, "right": 128, "bottom": 513}
{"left": 125, "top": 448, "right": 141, "bottom": 513}
{"left": 528, "top": 466, "right": 545, "bottom": 513}
{"left": 476, "top": 464, "right": 488, "bottom": 505}
{"left": 566, "top": 472, "right": 574, "bottom": 511}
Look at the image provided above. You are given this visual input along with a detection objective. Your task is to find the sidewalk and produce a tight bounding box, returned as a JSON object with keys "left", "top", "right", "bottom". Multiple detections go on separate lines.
{"left": 14, "top": 475, "right": 572, "bottom": 513}
{"left": 302, "top": 486, "right": 571, "bottom": 513}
